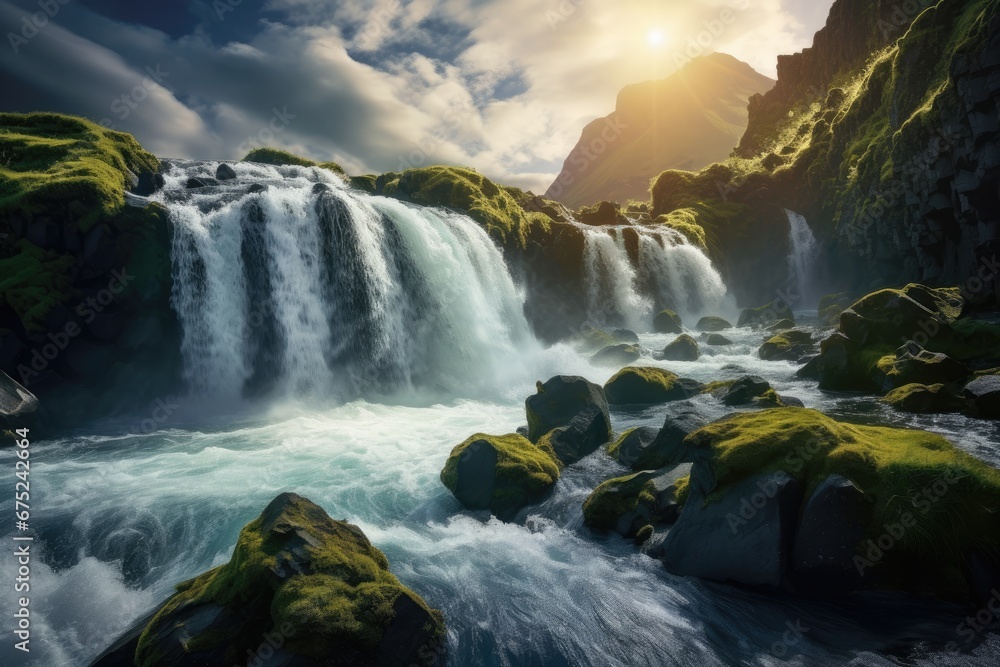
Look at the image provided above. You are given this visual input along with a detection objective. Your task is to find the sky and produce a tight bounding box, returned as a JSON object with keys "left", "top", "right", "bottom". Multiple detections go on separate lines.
{"left": 0, "top": 0, "right": 835, "bottom": 193}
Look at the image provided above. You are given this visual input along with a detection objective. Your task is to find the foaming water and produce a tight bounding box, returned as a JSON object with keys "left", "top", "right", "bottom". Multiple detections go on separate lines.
{"left": 581, "top": 225, "right": 734, "bottom": 330}
{"left": 786, "top": 209, "right": 821, "bottom": 307}
{"left": 158, "top": 160, "right": 538, "bottom": 402}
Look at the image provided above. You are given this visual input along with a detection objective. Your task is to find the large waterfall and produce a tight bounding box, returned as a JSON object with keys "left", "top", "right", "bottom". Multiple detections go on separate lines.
{"left": 154, "top": 161, "right": 535, "bottom": 401}
{"left": 785, "top": 209, "right": 821, "bottom": 308}
{"left": 580, "top": 225, "right": 732, "bottom": 330}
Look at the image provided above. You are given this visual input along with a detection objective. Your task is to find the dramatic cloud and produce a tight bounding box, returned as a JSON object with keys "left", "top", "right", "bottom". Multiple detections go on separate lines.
{"left": 0, "top": 0, "right": 834, "bottom": 192}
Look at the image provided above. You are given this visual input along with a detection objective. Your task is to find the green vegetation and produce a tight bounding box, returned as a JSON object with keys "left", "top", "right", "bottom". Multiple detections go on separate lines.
{"left": 606, "top": 428, "right": 636, "bottom": 459}
{"left": 378, "top": 166, "right": 551, "bottom": 248}
{"left": 686, "top": 408, "right": 1000, "bottom": 595}
{"left": 136, "top": 494, "right": 443, "bottom": 665}
{"left": 883, "top": 383, "right": 964, "bottom": 414}
{"left": 604, "top": 366, "right": 691, "bottom": 406}
{"left": 241, "top": 147, "right": 347, "bottom": 177}
{"left": 0, "top": 112, "right": 158, "bottom": 230}
{"left": 653, "top": 309, "right": 683, "bottom": 334}
{"left": 654, "top": 209, "right": 708, "bottom": 251}
{"left": 582, "top": 472, "right": 658, "bottom": 532}
{"left": 0, "top": 240, "right": 75, "bottom": 331}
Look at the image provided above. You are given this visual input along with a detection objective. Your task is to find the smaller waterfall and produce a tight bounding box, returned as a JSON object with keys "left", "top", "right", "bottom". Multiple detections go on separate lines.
{"left": 785, "top": 209, "right": 821, "bottom": 308}
{"left": 580, "top": 225, "right": 732, "bottom": 330}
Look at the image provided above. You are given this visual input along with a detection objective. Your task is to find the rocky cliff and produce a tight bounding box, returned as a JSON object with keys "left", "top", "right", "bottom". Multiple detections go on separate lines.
{"left": 545, "top": 54, "right": 774, "bottom": 209}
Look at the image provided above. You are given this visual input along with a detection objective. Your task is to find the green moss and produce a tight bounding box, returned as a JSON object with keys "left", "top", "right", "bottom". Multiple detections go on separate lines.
{"left": 604, "top": 366, "right": 691, "bottom": 406}
{"left": 0, "top": 239, "right": 75, "bottom": 331}
{"left": 582, "top": 473, "right": 658, "bottom": 531}
{"left": 686, "top": 408, "right": 1000, "bottom": 596}
{"left": 653, "top": 309, "right": 683, "bottom": 334}
{"left": 350, "top": 174, "right": 378, "bottom": 193}
{"left": 607, "top": 428, "right": 637, "bottom": 458}
{"left": 136, "top": 495, "right": 443, "bottom": 665}
{"left": 883, "top": 383, "right": 964, "bottom": 414}
{"left": 0, "top": 112, "right": 158, "bottom": 230}
{"left": 654, "top": 210, "right": 708, "bottom": 251}
{"left": 241, "top": 147, "right": 347, "bottom": 178}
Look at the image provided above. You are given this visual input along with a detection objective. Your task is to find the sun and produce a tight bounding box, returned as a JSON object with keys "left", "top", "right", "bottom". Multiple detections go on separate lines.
{"left": 647, "top": 29, "right": 667, "bottom": 48}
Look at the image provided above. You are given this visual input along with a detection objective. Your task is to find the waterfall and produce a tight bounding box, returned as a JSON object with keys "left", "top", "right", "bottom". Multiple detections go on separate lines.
{"left": 154, "top": 160, "right": 534, "bottom": 401}
{"left": 580, "top": 225, "right": 731, "bottom": 330}
{"left": 785, "top": 209, "right": 821, "bottom": 308}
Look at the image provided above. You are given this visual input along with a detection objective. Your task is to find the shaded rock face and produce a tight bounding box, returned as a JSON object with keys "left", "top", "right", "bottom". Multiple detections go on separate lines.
{"left": 591, "top": 343, "right": 642, "bottom": 367}
{"left": 721, "top": 376, "right": 772, "bottom": 406}
{"left": 876, "top": 341, "right": 971, "bottom": 391}
{"left": 96, "top": 493, "right": 445, "bottom": 667}
{"left": 583, "top": 464, "right": 693, "bottom": 537}
{"left": 653, "top": 310, "right": 684, "bottom": 334}
{"left": 964, "top": 375, "right": 1000, "bottom": 419}
{"left": 662, "top": 471, "right": 803, "bottom": 587}
{"left": 884, "top": 383, "right": 965, "bottom": 414}
{"left": 526, "top": 376, "right": 612, "bottom": 463}
{"left": 634, "top": 410, "right": 710, "bottom": 470}
{"left": 0, "top": 370, "right": 39, "bottom": 431}
{"left": 791, "top": 475, "right": 869, "bottom": 593}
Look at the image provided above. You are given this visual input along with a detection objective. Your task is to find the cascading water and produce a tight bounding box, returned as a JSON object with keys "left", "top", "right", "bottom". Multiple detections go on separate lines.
{"left": 581, "top": 225, "right": 732, "bottom": 330}
{"left": 785, "top": 209, "right": 821, "bottom": 309}
{"left": 155, "top": 161, "right": 536, "bottom": 402}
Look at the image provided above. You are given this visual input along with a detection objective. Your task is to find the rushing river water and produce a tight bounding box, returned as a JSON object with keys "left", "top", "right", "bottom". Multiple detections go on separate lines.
{"left": 1, "top": 163, "right": 999, "bottom": 666}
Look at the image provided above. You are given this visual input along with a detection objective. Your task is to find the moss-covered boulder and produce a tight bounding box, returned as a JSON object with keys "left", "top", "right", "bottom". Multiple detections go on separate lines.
{"left": 705, "top": 333, "right": 733, "bottom": 346}
{"left": 696, "top": 316, "right": 733, "bottom": 332}
{"left": 653, "top": 309, "right": 683, "bottom": 334}
{"left": 768, "top": 318, "right": 797, "bottom": 331}
{"left": 583, "top": 465, "right": 691, "bottom": 537}
{"left": 611, "top": 410, "right": 708, "bottom": 470}
{"left": 662, "top": 334, "right": 699, "bottom": 362}
{"left": 758, "top": 330, "right": 813, "bottom": 361}
{"left": 242, "top": 147, "right": 347, "bottom": 178}
{"left": 719, "top": 375, "right": 772, "bottom": 406}
{"left": 873, "top": 342, "right": 972, "bottom": 392}
{"left": 131, "top": 493, "right": 445, "bottom": 667}
{"left": 604, "top": 367, "right": 700, "bottom": 406}
{"left": 590, "top": 344, "right": 642, "bottom": 367}
{"left": 654, "top": 210, "right": 709, "bottom": 252}
{"left": 669, "top": 408, "right": 1000, "bottom": 598}
{"left": 441, "top": 433, "right": 560, "bottom": 519}
{"left": 883, "top": 383, "right": 965, "bottom": 414}
{"left": 525, "top": 376, "right": 611, "bottom": 464}
{"left": 577, "top": 200, "right": 627, "bottom": 226}
{"left": 737, "top": 301, "right": 794, "bottom": 328}
{"left": 839, "top": 284, "right": 964, "bottom": 347}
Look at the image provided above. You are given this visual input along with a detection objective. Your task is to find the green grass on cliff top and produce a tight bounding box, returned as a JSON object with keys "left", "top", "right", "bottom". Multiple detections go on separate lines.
{"left": 0, "top": 112, "right": 158, "bottom": 230}
{"left": 241, "top": 146, "right": 347, "bottom": 177}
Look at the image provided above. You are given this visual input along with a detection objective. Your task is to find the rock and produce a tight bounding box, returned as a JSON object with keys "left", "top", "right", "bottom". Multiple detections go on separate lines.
{"left": 578, "top": 200, "right": 624, "bottom": 226}
{"left": 83, "top": 224, "right": 117, "bottom": 272}
{"left": 767, "top": 318, "right": 797, "bottom": 331}
{"left": 133, "top": 171, "right": 164, "bottom": 196}
{"left": 758, "top": 330, "right": 813, "bottom": 361}
{"left": 583, "top": 464, "right": 692, "bottom": 536}
{"left": 875, "top": 341, "right": 971, "bottom": 392}
{"left": 122, "top": 493, "right": 445, "bottom": 667}
{"left": 721, "top": 375, "right": 772, "bottom": 406}
{"left": 0, "top": 370, "right": 39, "bottom": 432}
{"left": 840, "top": 285, "right": 963, "bottom": 347}
{"left": 247, "top": 183, "right": 268, "bottom": 194}
{"left": 654, "top": 310, "right": 683, "bottom": 334}
{"left": 620, "top": 409, "right": 709, "bottom": 469}
{"left": 696, "top": 316, "right": 733, "bottom": 332}
{"left": 611, "top": 328, "right": 640, "bottom": 344}
{"left": 662, "top": 471, "right": 803, "bottom": 587}
{"left": 525, "top": 376, "right": 612, "bottom": 461}
{"left": 215, "top": 163, "right": 238, "bottom": 180}
{"left": 818, "top": 306, "right": 843, "bottom": 328}
{"left": 778, "top": 395, "right": 805, "bottom": 408}
{"left": 662, "top": 334, "right": 699, "bottom": 361}
{"left": 441, "top": 433, "right": 559, "bottom": 519}
{"left": 604, "top": 367, "right": 700, "bottom": 406}
{"left": 591, "top": 343, "right": 642, "bottom": 367}
{"left": 963, "top": 375, "right": 1000, "bottom": 419}
{"left": 884, "top": 383, "right": 964, "bottom": 414}
{"left": 185, "top": 177, "right": 219, "bottom": 189}
{"left": 608, "top": 427, "right": 659, "bottom": 466}
{"left": 738, "top": 301, "right": 794, "bottom": 328}
{"left": 791, "top": 475, "right": 868, "bottom": 593}
{"left": 705, "top": 333, "right": 733, "bottom": 346}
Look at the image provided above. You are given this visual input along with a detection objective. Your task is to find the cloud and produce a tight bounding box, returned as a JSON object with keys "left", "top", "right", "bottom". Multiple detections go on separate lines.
{"left": 0, "top": 0, "right": 834, "bottom": 194}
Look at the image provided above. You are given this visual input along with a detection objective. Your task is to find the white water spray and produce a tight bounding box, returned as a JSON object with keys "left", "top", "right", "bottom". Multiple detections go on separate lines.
{"left": 785, "top": 209, "right": 821, "bottom": 308}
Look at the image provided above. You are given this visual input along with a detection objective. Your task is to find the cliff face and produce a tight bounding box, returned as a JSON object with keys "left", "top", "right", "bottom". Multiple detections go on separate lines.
{"left": 654, "top": 0, "right": 1000, "bottom": 302}
{"left": 546, "top": 54, "right": 774, "bottom": 209}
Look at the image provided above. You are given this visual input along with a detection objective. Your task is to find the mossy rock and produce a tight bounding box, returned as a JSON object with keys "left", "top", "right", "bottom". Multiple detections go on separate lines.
{"left": 574, "top": 325, "right": 617, "bottom": 352}
{"left": 653, "top": 309, "right": 683, "bottom": 334}
{"left": 591, "top": 344, "right": 642, "bottom": 367}
{"left": 0, "top": 112, "right": 158, "bottom": 230}
{"left": 662, "top": 334, "right": 699, "bottom": 361}
{"left": 705, "top": 333, "right": 733, "bottom": 346}
{"left": 604, "top": 367, "right": 700, "bottom": 406}
{"left": 818, "top": 292, "right": 853, "bottom": 313}
{"left": 696, "top": 316, "right": 733, "bottom": 332}
{"left": 883, "top": 383, "right": 965, "bottom": 414}
{"left": 654, "top": 210, "right": 709, "bottom": 251}
{"left": 135, "top": 493, "right": 445, "bottom": 667}
{"left": 242, "top": 147, "right": 347, "bottom": 178}
{"left": 684, "top": 408, "right": 1000, "bottom": 598}
{"left": 350, "top": 174, "right": 378, "bottom": 193}
{"left": 737, "top": 301, "right": 795, "bottom": 328}
{"left": 873, "top": 342, "right": 972, "bottom": 393}
{"left": 441, "top": 433, "right": 560, "bottom": 519}
{"left": 818, "top": 305, "right": 844, "bottom": 328}
{"left": 840, "top": 284, "right": 964, "bottom": 348}
{"left": 759, "top": 329, "right": 813, "bottom": 361}
{"left": 582, "top": 465, "right": 691, "bottom": 537}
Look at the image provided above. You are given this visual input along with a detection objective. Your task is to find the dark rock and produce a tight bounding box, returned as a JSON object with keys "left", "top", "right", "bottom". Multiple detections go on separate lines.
{"left": 876, "top": 341, "right": 971, "bottom": 392}
{"left": 759, "top": 330, "right": 813, "bottom": 361}
{"left": 578, "top": 200, "right": 624, "bottom": 226}
{"left": 591, "top": 343, "right": 642, "bottom": 367}
{"left": 662, "top": 334, "right": 699, "bottom": 361}
{"left": 185, "top": 177, "right": 219, "bottom": 189}
{"left": 722, "top": 375, "right": 772, "bottom": 406}
{"left": 247, "top": 183, "right": 267, "bottom": 194}
{"left": 738, "top": 301, "right": 794, "bottom": 328}
{"left": 583, "top": 464, "right": 692, "bottom": 537}
{"left": 653, "top": 310, "right": 684, "bottom": 334}
{"left": 777, "top": 395, "right": 806, "bottom": 408}
{"left": 884, "top": 383, "right": 965, "bottom": 414}
{"left": 705, "top": 333, "right": 733, "bottom": 346}
{"left": 133, "top": 172, "right": 164, "bottom": 196}
{"left": 696, "top": 316, "right": 733, "bottom": 332}
{"left": 963, "top": 375, "right": 1000, "bottom": 419}
{"left": 611, "top": 328, "right": 640, "bottom": 343}
{"left": 610, "top": 426, "right": 659, "bottom": 468}
{"left": 662, "top": 471, "right": 803, "bottom": 587}
{"left": 26, "top": 216, "right": 62, "bottom": 249}
{"left": 791, "top": 475, "right": 868, "bottom": 593}
{"left": 83, "top": 224, "right": 118, "bottom": 272}
{"left": 0, "top": 370, "right": 39, "bottom": 431}
{"left": 604, "top": 367, "right": 699, "bottom": 406}
{"left": 625, "top": 409, "right": 709, "bottom": 470}
{"left": 215, "top": 163, "right": 238, "bottom": 180}
{"left": 526, "top": 376, "right": 612, "bottom": 459}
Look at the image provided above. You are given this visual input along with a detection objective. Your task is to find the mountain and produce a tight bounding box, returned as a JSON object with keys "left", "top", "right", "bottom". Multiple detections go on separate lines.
{"left": 544, "top": 53, "right": 774, "bottom": 209}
